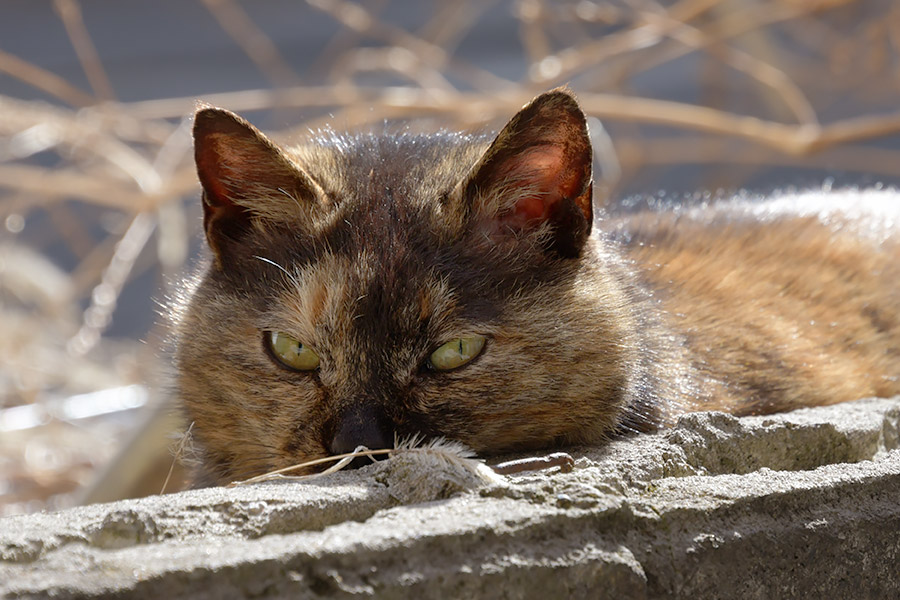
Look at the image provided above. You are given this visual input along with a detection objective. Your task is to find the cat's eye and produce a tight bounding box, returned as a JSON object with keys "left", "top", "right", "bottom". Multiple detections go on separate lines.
{"left": 266, "top": 331, "right": 320, "bottom": 371}
{"left": 428, "top": 335, "right": 486, "bottom": 371}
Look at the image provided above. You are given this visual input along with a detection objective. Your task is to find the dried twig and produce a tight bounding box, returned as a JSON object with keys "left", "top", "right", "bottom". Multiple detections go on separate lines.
{"left": 491, "top": 452, "right": 575, "bottom": 475}
{"left": 228, "top": 438, "right": 573, "bottom": 488}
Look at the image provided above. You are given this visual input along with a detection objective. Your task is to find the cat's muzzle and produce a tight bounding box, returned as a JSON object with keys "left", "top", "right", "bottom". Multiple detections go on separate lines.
{"left": 328, "top": 403, "right": 394, "bottom": 469}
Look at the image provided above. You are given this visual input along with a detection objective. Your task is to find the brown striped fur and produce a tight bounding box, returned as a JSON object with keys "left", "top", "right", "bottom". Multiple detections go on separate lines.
{"left": 175, "top": 90, "right": 899, "bottom": 486}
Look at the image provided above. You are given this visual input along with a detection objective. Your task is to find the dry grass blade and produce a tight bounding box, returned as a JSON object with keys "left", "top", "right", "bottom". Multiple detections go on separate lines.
{"left": 228, "top": 448, "right": 394, "bottom": 486}
{"left": 161, "top": 422, "right": 195, "bottom": 495}
{"left": 229, "top": 435, "right": 480, "bottom": 486}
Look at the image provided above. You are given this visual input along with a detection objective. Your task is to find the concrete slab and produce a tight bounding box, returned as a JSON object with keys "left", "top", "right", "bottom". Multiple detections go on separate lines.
{"left": 1, "top": 397, "right": 898, "bottom": 599}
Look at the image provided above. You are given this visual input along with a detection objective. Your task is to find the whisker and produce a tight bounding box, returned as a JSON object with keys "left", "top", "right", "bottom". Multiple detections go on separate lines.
{"left": 276, "top": 186, "right": 304, "bottom": 212}
{"left": 253, "top": 254, "right": 300, "bottom": 288}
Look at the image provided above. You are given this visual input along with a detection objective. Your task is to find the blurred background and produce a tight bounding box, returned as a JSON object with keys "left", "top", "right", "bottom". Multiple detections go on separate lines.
{"left": 1, "top": 0, "right": 899, "bottom": 516}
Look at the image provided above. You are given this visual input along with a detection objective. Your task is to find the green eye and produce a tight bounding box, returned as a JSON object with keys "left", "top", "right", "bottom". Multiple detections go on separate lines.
{"left": 266, "top": 331, "right": 320, "bottom": 371}
{"left": 428, "top": 335, "right": 486, "bottom": 371}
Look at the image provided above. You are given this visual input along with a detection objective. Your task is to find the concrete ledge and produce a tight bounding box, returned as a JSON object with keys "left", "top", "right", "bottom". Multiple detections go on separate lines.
{"left": 2, "top": 397, "right": 898, "bottom": 599}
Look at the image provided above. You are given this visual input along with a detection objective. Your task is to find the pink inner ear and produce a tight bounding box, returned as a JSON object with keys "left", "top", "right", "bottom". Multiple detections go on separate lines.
{"left": 196, "top": 132, "right": 238, "bottom": 207}
{"left": 499, "top": 145, "right": 584, "bottom": 229}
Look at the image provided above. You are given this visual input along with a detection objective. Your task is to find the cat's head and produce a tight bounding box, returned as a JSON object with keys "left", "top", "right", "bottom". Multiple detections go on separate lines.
{"left": 178, "top": 90, "right": 636, "bottom": 484}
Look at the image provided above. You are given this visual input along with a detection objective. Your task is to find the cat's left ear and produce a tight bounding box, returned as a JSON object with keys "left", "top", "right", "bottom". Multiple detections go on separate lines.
{"left": 453, "top": 88, "right": 593, "bottom": 258}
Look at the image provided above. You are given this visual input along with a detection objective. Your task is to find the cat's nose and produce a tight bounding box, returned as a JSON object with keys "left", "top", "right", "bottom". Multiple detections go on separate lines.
{"left": 328, "top": 404, "right": 393, "bottom": 469}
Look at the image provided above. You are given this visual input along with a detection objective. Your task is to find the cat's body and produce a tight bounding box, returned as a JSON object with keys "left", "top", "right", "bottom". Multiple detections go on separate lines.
{"left": 611, "top": 198, "right": 899, "bottom": 417}
{"left": 176, "top": 90, "right": 899, "bottom": 486}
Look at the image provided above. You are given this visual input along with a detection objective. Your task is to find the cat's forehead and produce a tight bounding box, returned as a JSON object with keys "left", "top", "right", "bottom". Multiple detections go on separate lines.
{"left": 288, "top": 130, "right": 488, "bottom": 206}
{"left": 277, "top": 131, "right": 486, "bottom": 270}
{"left": 275, "top": 248, "right": 453, "bottom": 318}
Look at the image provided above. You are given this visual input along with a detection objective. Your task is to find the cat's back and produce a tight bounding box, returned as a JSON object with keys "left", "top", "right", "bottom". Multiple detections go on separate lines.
{"left": 604, "top": 189, "right": 900, "bottom": 415}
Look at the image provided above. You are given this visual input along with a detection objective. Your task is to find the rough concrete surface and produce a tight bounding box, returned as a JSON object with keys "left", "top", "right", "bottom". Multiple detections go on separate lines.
{"left": 1, "top": 397, "right": 898, "bottom": 599}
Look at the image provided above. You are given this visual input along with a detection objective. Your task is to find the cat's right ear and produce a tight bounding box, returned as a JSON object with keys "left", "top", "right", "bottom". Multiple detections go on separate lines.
{"left": 193, "top": 107, "right": 324, "bottom": 265}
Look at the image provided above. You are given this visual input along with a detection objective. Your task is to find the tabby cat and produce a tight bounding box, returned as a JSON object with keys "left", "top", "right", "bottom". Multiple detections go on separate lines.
{"left": 175, "top": 89, "right": 899, "bottom": 486}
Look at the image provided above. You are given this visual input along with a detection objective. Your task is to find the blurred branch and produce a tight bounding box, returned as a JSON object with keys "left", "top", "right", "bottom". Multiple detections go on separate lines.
{"left": 53, "top": 0, "right": 116, "bottom": 102}
{"left": 68, "top": 212, "right": 156, "bottom": 356}
{"left": 0, "top": 164, "right": 196, "bottom": 211}
{"left": 617, "top": 137, "right": 900, "bottom": 178}
{"left": 307, "top": 0, "right": 516, "bottom": 91}
{"left": 200, "top": 0, "right": 302, "bottom": 87}
{"left": 0, "top": 49, "right": 95, "bottom": 107}
{"left": 115, "top": 86, "right": 900, "bottom": 155}
{"left": 638, "top": 9, "right": 818, "bottom": 125}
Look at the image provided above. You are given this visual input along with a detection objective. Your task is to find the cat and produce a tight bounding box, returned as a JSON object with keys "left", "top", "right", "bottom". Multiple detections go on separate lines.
{"left": 174, "top": 88, "right": 900, "bottom": 486}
